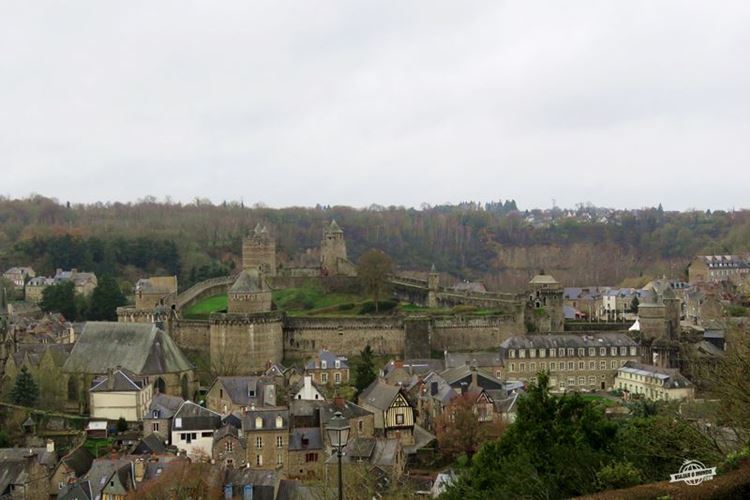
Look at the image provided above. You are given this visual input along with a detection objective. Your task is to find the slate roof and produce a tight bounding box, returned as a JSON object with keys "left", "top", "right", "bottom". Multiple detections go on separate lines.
{"left": 289, "top": 427, "right": 323, "bottom": 451}
{"left": 59, "top": 447, "right": 95, "bottom": 477}
{"left": 58, "top": 479, "right": 92, "bottom": 500}
{"left": 305, "top": 349, "right": 349, "bottom": 370}
{"left": 90, "top": 368, "right": 149, "bottom": 392}
{"left": 230, "top": 269, "right": 267, "bottom": 293}
{"left": 290, "top": 399, "right": 326, "bottom": 418}
{"left": 421, "top": 373, "right": 457, "bottom": 404}
{"left": 79, "top": 458, "right": 132, "bottom": 500}
{"left": 0, "top": 459, "right": 27, "bottom": 497}
{"left": 382, "top": 359, "right": 444, "bottom": 385}
{"left": 144, "top": 393, "right": 184, "bottom": 420}
{"left": 211, "top": 376, "right": 275, "bottom": 406}
{"left": 618, "top": 361, "right": 693, "bottom": 389}
{"left": 213, "top": 424, "right": 245, "bottom": 446}
{"left": 529, "top": 274, "right": 559, "bottom": 285}
{"left": 224, "top": 468, "right": 279, "bottom": 500}
{"left": 242, "top": 408, "right": 289, "bottom": 431}
{"left": 0, "top": 447, "right": 57, "bottom": 468}
{"left": 319, "top": 400, "right": 373, "bottom": 425}
{"left": 443, "top": 352, "right": 501, "bottom": 370}
{"left": 359, "top": 381, "right": 401, "bottom": 411}
{"left": 328, "top": 438, "right": 401, "bottom": 467}
{"left": 264, "top": 363, "right": 287, "bottom": 377}
{"left": 500, "top": 333, "right": 638, "bottom": 350}
{"left": 131, "top": 433, "right": 167, "bottom": 455}
{"left": 439, "top": 365, "right": 505, "bottom": 391}
{"left": 63, "top": 322, "right": 193, "bottom": 375}
{"left": 172, "top": 401, "right": 222, "bottom": 431}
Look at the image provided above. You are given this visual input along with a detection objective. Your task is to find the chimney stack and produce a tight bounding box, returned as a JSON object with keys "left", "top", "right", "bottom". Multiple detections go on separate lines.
{"left": 333, "top": 395, "right": 345, "bottom": 408}
{"left": 46, "top": 439, "right": 55, "bottom": 453}
{"left": 394, "top": 359, "right": 404, "bottom": 369}
{"left": 107, "top": 367, "right": 115, "bottom": 391}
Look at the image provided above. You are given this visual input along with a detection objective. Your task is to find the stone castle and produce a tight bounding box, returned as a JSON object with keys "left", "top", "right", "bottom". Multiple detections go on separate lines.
{"left": 118, "top": 221, "right": 644, "bottom": 376}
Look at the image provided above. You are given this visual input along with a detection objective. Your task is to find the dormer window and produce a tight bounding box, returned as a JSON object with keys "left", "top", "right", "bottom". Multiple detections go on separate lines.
{"left": 276, "top": 416, "right": 283, "bottom": 429}
{"left": 255, "top": 417, "right": 263, "bottom": 429}
{"left": 335, "top": 360, "right": 340, "bottom": 368}
{"left": 321, "top": 360, "right": 327, "bottom": 369}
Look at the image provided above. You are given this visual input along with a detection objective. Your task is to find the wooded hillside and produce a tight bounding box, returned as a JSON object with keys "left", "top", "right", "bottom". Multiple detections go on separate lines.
{"left": 1, "top": 196, "right": 749, "bottom": 291}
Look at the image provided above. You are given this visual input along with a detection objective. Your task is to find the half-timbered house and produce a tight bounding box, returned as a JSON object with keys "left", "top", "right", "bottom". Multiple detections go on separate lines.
{"left": 358, "top": 381, "right": 415, "bottom": 445}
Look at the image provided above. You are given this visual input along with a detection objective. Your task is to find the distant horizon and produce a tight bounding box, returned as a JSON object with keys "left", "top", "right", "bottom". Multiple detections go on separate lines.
{"left": 2, "top": 192, "right": 747, "bottom": 213}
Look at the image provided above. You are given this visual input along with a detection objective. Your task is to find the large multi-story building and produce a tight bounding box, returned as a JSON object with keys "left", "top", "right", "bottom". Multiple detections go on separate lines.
{"left": 499, "top": 333, "right": 640, "bottom": 391}
{"left": 688, "top": 254, "right": 750, "bottom": 284}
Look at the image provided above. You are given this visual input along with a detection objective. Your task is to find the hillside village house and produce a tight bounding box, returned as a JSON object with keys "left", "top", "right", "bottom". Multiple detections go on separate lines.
{"left": 142, "top": 392, "right": 184, "bottom": 442}
{"left": 212, "top": 424, "right": 247, "bottom": 467}
{"left": 359, "top": 381, "right": 416, "bottom": 445}
{"left": 499, "top": 333, "right": 640, "bottom": 391}
{"left": 287, "top": 427, "right": 324, "bottom": 480}
{"left": 170, "top": 401, "right": 222, "bottom": 459}
{"left": 54, "top": 268, "right": 98, "bottom": 296}
{"left": 615, "top": 361, "right": 694, "bottom": 401}
{"left": 292, "top": 376, "right": 325, "bottom": 401}
{"left": 89, "top": 367, "right": 154, "bottom": 421}
{"left": 205, "top": 376, "right": 276, "bottom": 415}
{"left": 2, "top": 266, "right": 35, "bottom": 288}
{"left": 242, "top": 408, "right": 290, "bottom": 470}
{"left": 688, "top": 254, "right": 750, "bottom": 284}
{"left": 24, "top": 276, "right": 55, "bottom": 303}
{"left": 305, "top": 349, "right": 350, "bottom": 385}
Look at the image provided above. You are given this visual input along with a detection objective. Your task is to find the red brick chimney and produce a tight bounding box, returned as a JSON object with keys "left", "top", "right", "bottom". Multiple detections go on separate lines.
{"left": 333, "top": 396, "right": 345, "bottom": 408}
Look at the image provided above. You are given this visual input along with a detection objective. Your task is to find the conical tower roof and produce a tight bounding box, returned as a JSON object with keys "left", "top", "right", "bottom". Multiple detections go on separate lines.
{"left": 230, "top": 269, "right": 268, "bottom": 293}
{"left": 327, "top": 220, "right": 344, "bottom": 233}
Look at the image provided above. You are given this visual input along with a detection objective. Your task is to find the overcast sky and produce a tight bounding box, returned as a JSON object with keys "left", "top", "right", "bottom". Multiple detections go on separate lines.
{"left": 1, "top": 1, "right": 749, "bottom": 211}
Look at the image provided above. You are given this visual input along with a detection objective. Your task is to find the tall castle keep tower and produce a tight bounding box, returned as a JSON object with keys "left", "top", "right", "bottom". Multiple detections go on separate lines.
{"left": 526, "top": 273, "right": 564, "bottom": 333}
{"left": 242, "top": 223, "right": 276, "bottom": 276}
{"left": 638, "top": 282, "right": 681, "bottom": 368}
{"left": 320, "top": 220, "right": 356, "bottom": 276}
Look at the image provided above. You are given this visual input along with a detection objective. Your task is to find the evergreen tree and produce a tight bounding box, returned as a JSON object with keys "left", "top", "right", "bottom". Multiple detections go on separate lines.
{"left": 88, "top": 276, "right": 127, "bottom": 321}
{"left": 354, "top": 345, "right": 377, "bottom": 394}
{"left": 40, "top": 281, "right": 77, "bottom": 320}
{"left": 11, "top": 367, "right": 39, "bottom": 407}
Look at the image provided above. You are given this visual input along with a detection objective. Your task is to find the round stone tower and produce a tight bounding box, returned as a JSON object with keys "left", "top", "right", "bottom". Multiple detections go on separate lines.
{"left": 228, "top": 269, "right": 272, "bottom": 314}
{"left": 209, "top": 268, "right": 283, "bottom": 375}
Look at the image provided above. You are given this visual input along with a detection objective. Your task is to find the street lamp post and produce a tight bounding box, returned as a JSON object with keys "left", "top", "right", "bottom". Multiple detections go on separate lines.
{"left": 326, "top": 411, "right": 350, "bottom": 500}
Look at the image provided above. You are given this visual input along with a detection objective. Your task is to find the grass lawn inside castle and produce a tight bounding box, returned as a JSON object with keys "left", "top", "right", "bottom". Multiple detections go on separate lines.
{"left": 184, "top": 283, "right": 512, "bottom": 319}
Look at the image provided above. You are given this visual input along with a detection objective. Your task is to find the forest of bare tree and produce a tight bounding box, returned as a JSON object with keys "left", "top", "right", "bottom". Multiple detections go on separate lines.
{"left": 1, "top": 195, "right": 749, "bottom": 291}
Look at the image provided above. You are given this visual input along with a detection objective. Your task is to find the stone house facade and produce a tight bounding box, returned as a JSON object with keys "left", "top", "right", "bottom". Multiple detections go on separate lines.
{"left": 212, "top": 424, "right": 247, "bottom": 467}
{"left": 243, "top": 408, "right": 289, "bottom": 470}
